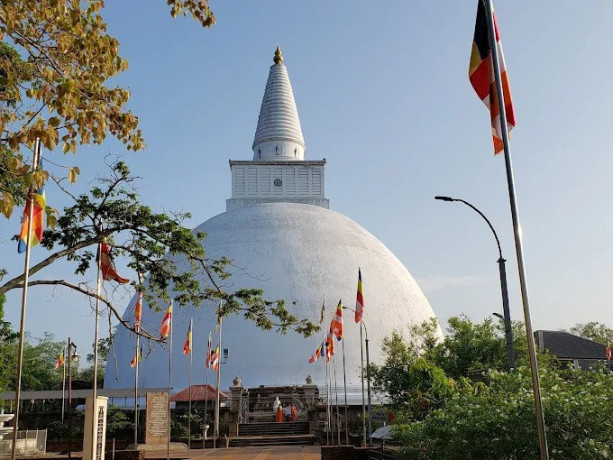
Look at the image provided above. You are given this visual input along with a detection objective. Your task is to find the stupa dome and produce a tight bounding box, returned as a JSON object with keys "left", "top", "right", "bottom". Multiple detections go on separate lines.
{"left": 105, "top": 203, "right": 438, "bottom": 390}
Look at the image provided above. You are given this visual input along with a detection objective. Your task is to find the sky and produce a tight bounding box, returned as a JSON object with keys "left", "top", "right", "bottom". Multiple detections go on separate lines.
{"left": 3, "top": 1, "right": 613, "bottom": 358}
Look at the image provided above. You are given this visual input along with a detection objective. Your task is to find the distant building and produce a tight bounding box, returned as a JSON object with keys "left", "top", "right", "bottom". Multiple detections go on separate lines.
{"left": 170, "top": 384, "right": 227, "bottom": 412}
{"left": 535, "top": 330, "right": 612, "bottom": 370}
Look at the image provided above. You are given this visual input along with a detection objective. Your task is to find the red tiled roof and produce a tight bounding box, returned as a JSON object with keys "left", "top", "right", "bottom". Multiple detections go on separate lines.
{"left": 170, "top": 384, "right": 228, "bottom": 402}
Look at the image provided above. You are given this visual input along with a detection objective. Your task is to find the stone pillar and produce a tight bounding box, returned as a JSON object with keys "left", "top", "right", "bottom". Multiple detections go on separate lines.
{"left": 82, "top": 396, "right": 108, "bottom": 460}
{"left": 228, "top": 376, "right": 243, "bottom": 436}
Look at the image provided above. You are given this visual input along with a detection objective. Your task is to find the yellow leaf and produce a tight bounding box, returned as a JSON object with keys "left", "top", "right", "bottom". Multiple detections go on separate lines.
{"left": 0, "top": 193, "right": 15, "bottom": 219}
{"left": 68, "top": 166, "right": 80, "bottom": 184}
{"left": 62, "top": 142, "right": 70, "bottom": 154}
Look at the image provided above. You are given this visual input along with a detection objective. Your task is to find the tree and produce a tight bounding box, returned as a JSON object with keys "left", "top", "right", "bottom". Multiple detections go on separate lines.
{"left": 0, "top": 161, "right": 318, "bottom": 340}
{"left": 0, "top": 0, "right": 215, "bottom": 217}
{"left": 569, "top": 322, "right": 613, "bottom": 345}
{"left": 370, "top": 327, "right": 455, "bottom": 421}
{"left": 431, "top": 315, "right": 526, "bottom": 379}
{"left": 394, "top": 365, "right": 613, "bottom": 459}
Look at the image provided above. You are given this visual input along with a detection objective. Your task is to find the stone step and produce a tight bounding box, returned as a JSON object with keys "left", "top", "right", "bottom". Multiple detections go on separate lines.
{"left": 228, "top": 434, "right": 316, "bottom": 447}
{"left": 238, "top": 421, "right": 309, "bottom": 436}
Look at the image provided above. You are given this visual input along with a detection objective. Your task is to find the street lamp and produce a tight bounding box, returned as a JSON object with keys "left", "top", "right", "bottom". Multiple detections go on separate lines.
{"left": 66, "top": 339, "right": 78, "bottom": 460}
{"left": 435, "top": 196, "right": 516, "bottom": 370}
{"left": 341, "top": 306, "right": 372, "bottom": 445}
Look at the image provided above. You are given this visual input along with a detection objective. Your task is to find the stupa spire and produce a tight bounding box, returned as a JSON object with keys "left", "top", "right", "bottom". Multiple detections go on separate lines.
{"left": 252, "top": 46, "right": 305, "bottom": 161}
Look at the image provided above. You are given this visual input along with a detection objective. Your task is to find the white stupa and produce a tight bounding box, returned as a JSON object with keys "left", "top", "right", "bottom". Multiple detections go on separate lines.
{"left": 105, "top": 47, "right": 440, "bottom": 391}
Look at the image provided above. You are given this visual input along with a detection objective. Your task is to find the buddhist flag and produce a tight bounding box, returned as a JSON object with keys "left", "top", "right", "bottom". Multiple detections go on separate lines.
{"left": 606, "top": 342, "right": 612, "bottom": 360}
{"left": 469, "top": 0, "right": 515, "bottom": 154}
{"left": 211, "top": 345, "right": 220, "bottom": 372}
{"left": 355, "top": 269, "right": 364, "bottom": 323}
{"left": 329, "top": 300, "right": 343, "bottom": 341}
{"left": 205, "top": 331, "right": 213, "bottom": 368}
{"left": 183, "top": 321, "right": 193, "bottom": 355}
{"left": 308, "top": 354, "right": 316, "bottom": 364}
{"left": 318, "top": 300, "right": 326, "bottom": 325}
{"left": 325, "top": 331, "right": 335, "bottom": 361}
{"left": 130, "top": 347, "right": 142, "bottom": 368}
{"left": 17, "top": 171, "right": 46, "bottom": 254}
{"left": 99, "top": 240, "right": 129, "bottom": 284}
{"left": 54, "top": 352, "right": 64, "bottom": 370}
{"left": 134, "top": 290, "right": 143, "bottom": 333}
{"left": 159, "top": 304, "right": 172, "bottom": 339}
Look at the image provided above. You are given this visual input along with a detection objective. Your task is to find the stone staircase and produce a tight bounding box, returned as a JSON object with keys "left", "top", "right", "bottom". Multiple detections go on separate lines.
{"left": 229, "top": 421, "right": 315, "bottom": 447}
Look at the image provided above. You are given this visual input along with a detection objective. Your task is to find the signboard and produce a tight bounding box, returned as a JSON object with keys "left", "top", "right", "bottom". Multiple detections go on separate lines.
{"left": 145, "top": 392, "right": 169, "bottom": 445}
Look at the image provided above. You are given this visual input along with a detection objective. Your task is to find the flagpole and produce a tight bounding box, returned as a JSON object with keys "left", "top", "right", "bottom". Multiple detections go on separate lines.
{"left": 167, "top": 300, "right": 173, "bottom": 460}
{"left": 188, "top": 318, "right": 193, "bottom": 457}
{"left": 134, "top": 276, "right": 142, "bottom": 447}
{"left": 341, "top": 338, "right": 348, "bottom": 445}
{"left": 359, "top": 323, "right": 366, "bottom": 446}
{"left": 204, "top": 358, "right": 209, "bottom": 450}
{"left": 91, "top": 232, "right": 103, "bottom": 455}
{"left": 61, "top": 346, "right": 66, "bottom": 424}
{"left": 333, "top": 358, "right": 340, "bottom": 445}
{"left": 10, "top": 138, "right": 41, "bottom": 460}
{"left": 324, "top": 359, "right": 329, "bottom": 445}
{"left": 133, "top": 340, "right": 140, "bottom": 446}
{"left": 481, "top": 1, "right": 548, "bottom": 458}
{"left": 214, "top": 302, "right": 223, "bottom": 448}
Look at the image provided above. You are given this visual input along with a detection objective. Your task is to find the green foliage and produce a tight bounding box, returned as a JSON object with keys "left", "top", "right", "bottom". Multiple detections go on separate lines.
{"left": 106, "top": 405, "right": 133, "bottom": 439}
{"left": 569, "top": 321, "right": 613, "bottom": 345}
{"left": 394, "top": 366, "right": 613, "bottom": 459}
{"left": 0, "top": 1, "right": 214, "bottom": 216}
{"left": 431, "top": 315, "right": 512, "bottom": 378}
{"left": 370, "top": 330, "right": 455, "bottom": 420}
{"left": 18, "top": 332, "right": 64, "bottom": 391}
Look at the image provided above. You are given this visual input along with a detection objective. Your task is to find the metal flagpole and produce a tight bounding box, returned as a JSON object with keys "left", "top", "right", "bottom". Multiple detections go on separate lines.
{"left": 324, "top": 359, "right": 330, "bottom": 445}
{"left": 365, "top": 331, "right": 372, "bottom": 441}
{"left": 188, "top": 318, "right": 193, "bottom": 456}
{"left": 214, "top": 301, "right": 223, "bottom": 448}
{"left": 333, "top": 358, "right": 340, "bottom": 445}
{"left": 167, "top": 300, "right": 173, "bottom": 460}
{"left": 91, "top": 232, "right": 103, "bottom": 455}
{"left": 481, "top": 1, "right": 548, "bottom": 458}
{"left": 204, "top": 359, "right": 209, "bottom": 450}
{"left": 359, "top": 323, "right": 366, "bottom": 446}
{"left": 341, "top": 338, "right": 348, "bottom": 445}
{"left": 61, "top": 345, "right": 66, "bottom": 424}
{"left": 134, "top": 276, "right": 142, "bottom": 446}
{"left": 10, "top": 138, "right": 41, "bottom": 460}
{"left": 134, "top": 343, "right": 140, "bottom": 445}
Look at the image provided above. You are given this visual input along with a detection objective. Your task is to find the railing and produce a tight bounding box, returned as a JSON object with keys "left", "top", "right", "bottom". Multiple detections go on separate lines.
{"left": 0, "top": 429, "right": 47, "bottom": 457}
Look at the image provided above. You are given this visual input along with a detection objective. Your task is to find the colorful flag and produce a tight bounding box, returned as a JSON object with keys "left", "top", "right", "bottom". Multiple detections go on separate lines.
{"left": 325, "top": 331, "right": 335, "bottom": 360}
{"left": 99, "top": 240, "right": 129, "bottom": 284}
{"left": 308, "top": 354, "right": 316, "bottom": 364}
{"left": 211, "top": 345, "right": 220, "bottom": 372}
{"left": 606, "top": 342, "right": 612, "bottom": 360}
{"left": 329, "top": 300, "right": 343, "bottom": 341}
{"left": 159, "top": 304, "right": 172, "bottom": 339}
{"left": 469, "top": 0, "right": 515, "bottom": 154}
{"left": 17, "top": 173, "right": 46, "bottom": 254}
{"left": 54, "top": 352, "right": 64, "bottom": 370}
{"left": 205, "top": 331, "right": 213, "bottom": 368}
{"left": 134, "top": 290, "right": 143, "bottom": 333}
{"left": 318, "top": 300, "right": 326, "bottom": 325}
{"left": 183, "top": 322, "right": 192, "bottom": 355}
{"left": 130, "top": 347, "right": 142, "bottom": 368}
{"left": 355, "top": 269, "right": 364, "bottom": 323}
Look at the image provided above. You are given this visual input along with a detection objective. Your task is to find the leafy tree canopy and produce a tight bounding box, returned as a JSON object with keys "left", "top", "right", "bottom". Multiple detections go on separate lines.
{"left": 569, "top": 321, "right": 613, "bottom": 345}
{"left": 0, "top": 0, "right": 215, "bottom": 217}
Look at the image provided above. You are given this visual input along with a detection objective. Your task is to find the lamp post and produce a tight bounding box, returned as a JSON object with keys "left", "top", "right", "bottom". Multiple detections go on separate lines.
{"left": 435, "top": 196, "right": 516, "bottom": 370}
{"left": 341, "top": 307, "right": 372, "bottom": 445}
{"left": 66, "top": 339, "right": 78, "bottom": 460}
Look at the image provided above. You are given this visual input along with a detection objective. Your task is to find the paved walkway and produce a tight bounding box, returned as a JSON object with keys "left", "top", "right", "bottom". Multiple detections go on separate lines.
{"left": 172, "top": 446, "right": 320, "bottom": 459}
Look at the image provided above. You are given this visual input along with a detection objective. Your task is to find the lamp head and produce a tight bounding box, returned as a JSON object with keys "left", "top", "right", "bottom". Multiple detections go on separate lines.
{"left": 434, "top": 196, "right": 454, "bottom": 202}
